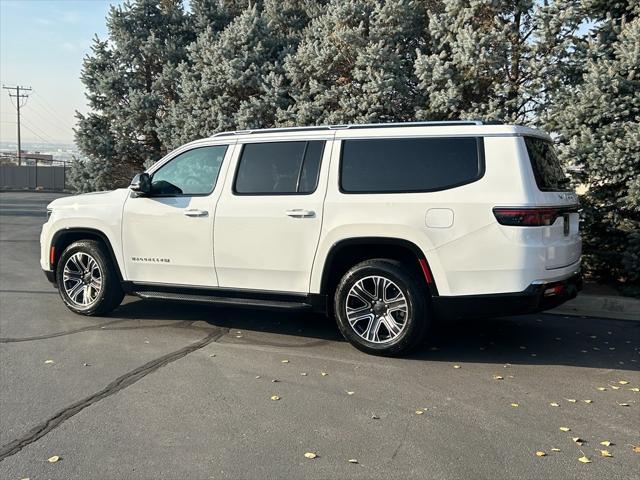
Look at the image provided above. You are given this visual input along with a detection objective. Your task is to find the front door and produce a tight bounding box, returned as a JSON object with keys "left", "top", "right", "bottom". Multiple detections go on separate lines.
{"left": 214, "top": 137, "right": 332, "bottom": 293}
{"left": 122, "top": 144, "right": 231, "bottom": 287}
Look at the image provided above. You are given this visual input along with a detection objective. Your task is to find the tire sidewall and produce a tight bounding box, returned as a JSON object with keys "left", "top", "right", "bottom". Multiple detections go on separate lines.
{"left": 334, "top": 261, "right": 426, "bottom": 356}
{"left": 56, "top": 242, "right": 111, "bottom": 315}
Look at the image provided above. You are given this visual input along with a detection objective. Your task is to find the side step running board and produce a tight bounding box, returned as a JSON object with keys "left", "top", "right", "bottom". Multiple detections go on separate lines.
{"left": 134, "top": 291, "right": 313, "bottom": 310}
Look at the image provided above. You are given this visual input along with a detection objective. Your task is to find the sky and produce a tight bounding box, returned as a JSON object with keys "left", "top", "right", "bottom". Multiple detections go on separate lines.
{"left": 0, "top": 0, "right": 119, "bottom": 145}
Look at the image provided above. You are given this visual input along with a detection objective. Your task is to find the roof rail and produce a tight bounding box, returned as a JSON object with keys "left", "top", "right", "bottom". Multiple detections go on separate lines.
{"left": 210, "top": 120, "right": 483, "bottom": 137}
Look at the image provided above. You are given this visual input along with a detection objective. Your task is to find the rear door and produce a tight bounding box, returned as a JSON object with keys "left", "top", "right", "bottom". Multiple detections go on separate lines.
{"left": 214, "top": 135, "right": 332, "bottom": 293}
{"left": 524, "top": 136, "right": 581, "bottom": 269}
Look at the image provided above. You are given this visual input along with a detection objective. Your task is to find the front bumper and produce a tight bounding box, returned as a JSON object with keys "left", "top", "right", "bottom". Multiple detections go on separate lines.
{"left": 432, "top": 273, "right": 583, "bottom": 320}
{"left": 43, "top": 268, "right": 56, "bottom": 286}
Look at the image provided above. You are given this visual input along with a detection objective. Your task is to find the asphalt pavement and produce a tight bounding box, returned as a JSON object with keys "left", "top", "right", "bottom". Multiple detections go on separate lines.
{"left": 0, "top": 191, "right": 638, "bottom": 480}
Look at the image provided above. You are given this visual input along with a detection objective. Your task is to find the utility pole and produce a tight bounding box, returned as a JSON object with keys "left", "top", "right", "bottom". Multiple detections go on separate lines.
{"left": 3, "top": 85, "right": 32, "bottom": 166}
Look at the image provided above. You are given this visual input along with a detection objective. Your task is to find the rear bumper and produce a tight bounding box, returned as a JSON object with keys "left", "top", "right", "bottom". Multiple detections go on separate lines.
{"left": 432, "top": 272, "right": 582, "bottom": 320}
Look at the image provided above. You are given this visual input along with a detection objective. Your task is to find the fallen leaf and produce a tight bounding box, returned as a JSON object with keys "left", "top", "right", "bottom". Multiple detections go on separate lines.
{"left": 618, "top": 403, "right": 630, "bottom": 407}
{"left": 578, "top": 455, "right": 591, "bottom": 464}
{"left": 255, "top": 375, "right": 261, "bottom": 379}
{"left": 633, "top": 445, "right": 640, "bottom": 454}
{"left": 44, "top": 360, "right": 54, "bottom": 364}
{"left": 600, "top": 450, "right": 613, "bottom": 457}
{"left": 559, "top": 427, "right": 571, "bottom": 432}
{"left": 551, "top": 448, "right": 561, "bottom": 452}
{"left": 510, "top": 403, "right": 519, "bottom": 408}
{"left": 596, "top": 387, "right": 607, "bottom": 391}
{"left": 535, "top": 451, "right": 546, "bottom": 457}
{"left": 270, "top": 395, "right": 280, "bottom": 401}
{"left": 209, "top": 354, "right": 216, "bottom": 357}
{"left": 281, "top": 360, "right": 289, "bottom": 364}
{"left": 301, "top": 372, "right": 307, "bottom": 376}
{"left": 321, "top": 372, "right": 328, "bottom": 376}
{"left": 493, "top": 375, "right": 504, "bottom": 380}
{"left": 348, "top": 459, "right": 358, "bottom": 464}
{"left": 630, "top": 388, "right": 640, "bottom": 392}
{"left": 618, "top": 380, "right": 629, "bottom": 385}
{"left": 346, "top": 391, "right": 354, "bottom": 395}
{"left": 304, "top": 452, "right": 317, "bottom": 459}
{"left": 271, "top": 379, "right": 279, "bottom": 383}
{"left": 47, "top": 455, "right": 60, "bottom": 463}
{"left": 611, "top": 385, "right": 621, "bottom": 390}
{"left": 83, "top": 363, "right": 90, "bottom": 367}
{"left": 583, "top": 400, "right": 593, "bottom": 404}
{"left": 600, "top": 441, "right": 613, "bottom": 447}
{"left": 235, "top": 335, "right": 243, "bottom": 338}
{"left": 371, "top": 414, "right": 379, "bottom": 419}
{"left": 572, "top": 437, "right": 583, "bottom": 443}
{"left": 550, "top": 402, "right": 560, "bottom": 407}
{"left": 415, "top": 410, "right": 424, "bottom": 415}
{"left": 453, "top": 365, "right": 461, "bottom": 369}
{"left": 566, "top": 398, "right": 577, "bottom": 403}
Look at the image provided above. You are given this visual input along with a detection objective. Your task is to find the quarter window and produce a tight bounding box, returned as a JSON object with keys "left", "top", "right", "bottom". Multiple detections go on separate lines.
{"left": 524, "top": 137, "right": 570, "bottom": 192}
{"left": 234, "top": 141, "right": 325, "bottom": 195}
{"left": 340, "top": 137, "right": 483, "bottom": 193}
{"left": 151, "top": 145, "right": 227, "bottom": 196}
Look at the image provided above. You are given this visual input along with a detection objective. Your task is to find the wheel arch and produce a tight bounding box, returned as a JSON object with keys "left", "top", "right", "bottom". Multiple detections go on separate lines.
{"left": 50, "top": 228, "right": 124, "bottom": 282}
{"left": 318, "top": 237, "right": 438, "bottom": 298}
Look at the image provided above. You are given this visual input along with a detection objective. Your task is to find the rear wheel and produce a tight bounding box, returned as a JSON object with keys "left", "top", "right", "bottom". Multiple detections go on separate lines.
{"left": 334, "top": 259, "right": 429, "bottom": 356}
{"left": 56, "top": 240, "right": 124, "bottom": 316}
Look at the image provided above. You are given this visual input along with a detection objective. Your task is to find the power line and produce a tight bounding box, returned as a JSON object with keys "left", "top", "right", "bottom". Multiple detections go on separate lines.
{"left": 2, "top": 84, "right": 32, "bottom": 165}
{"left": 21, "top": 117, "right": 59, "bottom": 144}
{"left": 32, "top": 91, "right": 76, "bottom": 130}
{"left": 24, "top": 103, "right": 73, "bottom": 138}
{"left": 20, "top": 121, "right": 57, "bottom": 145}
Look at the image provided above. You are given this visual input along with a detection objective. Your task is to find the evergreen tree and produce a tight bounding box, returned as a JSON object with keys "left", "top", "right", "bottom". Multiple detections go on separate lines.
{"left": 278, "top": 0, "right": 429, "bottom": 126}
{"left": 160, "top": 1, "right": 319, "bottom": 146}
{"left": 414, "top": 0, "right": 582, "bottom": 123}
{"left": 549, "top": 9, "right": 640, "bottom": 290}
{"left": 72, "top": 0, "right": 193, "bottom": 192}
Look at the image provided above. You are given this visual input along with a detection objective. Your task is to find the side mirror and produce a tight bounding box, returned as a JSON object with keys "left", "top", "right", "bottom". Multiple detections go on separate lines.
{"left": 130, "top": 172, "right": 151, "bottom": 195}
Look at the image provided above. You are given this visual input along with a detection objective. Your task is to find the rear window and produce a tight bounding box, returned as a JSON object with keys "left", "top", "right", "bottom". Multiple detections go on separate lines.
{"left": 340, "top": 137, "right": 483, "bottom": 193}
{"left": 234, "top": 141, "right": 325, "bottom": 195}
{"left": 524, "top": 137, "right": 570, "bottom": 192}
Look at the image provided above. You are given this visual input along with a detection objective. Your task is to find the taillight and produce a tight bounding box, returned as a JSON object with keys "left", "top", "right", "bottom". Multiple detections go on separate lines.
{"left": 493, "top": 207, "right": 561, "bottom": 226}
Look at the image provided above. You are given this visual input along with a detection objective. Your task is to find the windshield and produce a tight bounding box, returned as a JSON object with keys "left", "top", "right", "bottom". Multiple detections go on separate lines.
{"left": 524, "top": 137, "right": 571, "bottom": 192}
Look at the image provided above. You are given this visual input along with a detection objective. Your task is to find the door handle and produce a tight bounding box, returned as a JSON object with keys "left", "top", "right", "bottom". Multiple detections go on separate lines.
{"left": 285, "top": 209, "right": 315, "bottom": 218}
{"left": 183, "top": 209, "right": 208, "bottom": 217}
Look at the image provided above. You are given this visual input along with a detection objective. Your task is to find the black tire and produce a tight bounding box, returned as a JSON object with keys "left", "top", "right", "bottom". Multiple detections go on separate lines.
{"left": 334, "top": 259, "right": 429, "bottom": 356}
{"left": 56, "top": 240, "right": 124, "bottom": 316}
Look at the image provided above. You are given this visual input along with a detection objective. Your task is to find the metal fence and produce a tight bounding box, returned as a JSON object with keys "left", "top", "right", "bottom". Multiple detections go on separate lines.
{"left": 0, "top": 158, "right": 69, "bottom": 191}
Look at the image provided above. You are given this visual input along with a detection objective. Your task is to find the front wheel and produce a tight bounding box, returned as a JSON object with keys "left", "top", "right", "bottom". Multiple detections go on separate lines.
{"left": 56, "top": 240, "right": 124, "bottom": 316}
{"left": 334, "top": 259, "right": 429, "bottom": 356}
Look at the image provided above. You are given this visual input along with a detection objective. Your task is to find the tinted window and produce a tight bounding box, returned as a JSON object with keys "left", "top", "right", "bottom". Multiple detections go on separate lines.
{"left": 340, "top": 137, "right": 482, "bottom": 193}
{"left": 151, "top": 145, "right": 227, "bottom": 195}
{"left": 524, "top": 137, "right": 570, "bottom": 192}
{"left": 234, "top": 141, "right": 325, "bottom": 194}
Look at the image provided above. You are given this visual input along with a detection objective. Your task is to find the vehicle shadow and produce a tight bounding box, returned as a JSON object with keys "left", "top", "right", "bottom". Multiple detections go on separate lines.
{"left": 113, "top": 297, "right": 639, "bottom": 371}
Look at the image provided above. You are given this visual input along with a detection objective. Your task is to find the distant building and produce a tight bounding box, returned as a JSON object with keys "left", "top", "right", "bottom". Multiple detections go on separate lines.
{"left": 0, "top": 150, "right": 54, "bottom": 165}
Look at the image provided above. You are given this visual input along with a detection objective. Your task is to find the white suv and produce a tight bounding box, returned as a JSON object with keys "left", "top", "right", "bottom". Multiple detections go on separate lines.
{"left": 41, "top": 121, "right": 582, "bottom": 355}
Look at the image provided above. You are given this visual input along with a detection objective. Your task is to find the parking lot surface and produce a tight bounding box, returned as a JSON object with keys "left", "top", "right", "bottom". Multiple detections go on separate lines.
{"left": 0, "top": 191, "right": 638, "bottom": 479}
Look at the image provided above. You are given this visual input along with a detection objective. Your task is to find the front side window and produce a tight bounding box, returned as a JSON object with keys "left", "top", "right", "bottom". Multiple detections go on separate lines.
{"left": 234, "top": 141, "right": 325, "bottom": 195}
{"left": 151, "top": 145, "right": 228, "bottom": 196}
{"left": 340, "top": 137, "right": 483, "bottom": 193}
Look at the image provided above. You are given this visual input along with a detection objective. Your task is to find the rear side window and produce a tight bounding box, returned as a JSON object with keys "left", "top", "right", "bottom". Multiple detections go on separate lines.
{"left": 340, "top": 137, "right": 483, "bottom": 193}
{"left": 524, "top": 137, "right": 570, "bottom": 192}
{"left": 234, "top": 141, "right": 325, "bottom": 195}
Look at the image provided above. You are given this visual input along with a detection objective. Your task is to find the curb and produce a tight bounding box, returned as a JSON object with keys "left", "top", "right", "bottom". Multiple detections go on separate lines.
{"left": 549, "top": 294, "right": 640, "bottom": 321}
